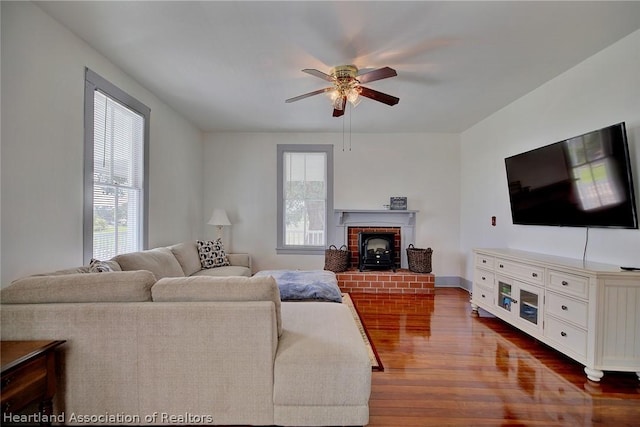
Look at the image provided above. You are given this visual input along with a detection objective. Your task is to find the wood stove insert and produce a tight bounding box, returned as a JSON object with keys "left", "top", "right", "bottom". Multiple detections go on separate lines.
{"left": 358, "top": 231, "right": 396, "bottom": 272}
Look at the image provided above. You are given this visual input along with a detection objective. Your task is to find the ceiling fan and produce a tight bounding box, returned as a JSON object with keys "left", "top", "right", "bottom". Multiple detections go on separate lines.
{"left": 285, "top": 65, "right": 399, "bottom": 117}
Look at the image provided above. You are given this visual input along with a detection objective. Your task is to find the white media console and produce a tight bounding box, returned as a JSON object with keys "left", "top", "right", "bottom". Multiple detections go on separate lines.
{"left": 471, "top": 248, "right": 640, "bottom": 382}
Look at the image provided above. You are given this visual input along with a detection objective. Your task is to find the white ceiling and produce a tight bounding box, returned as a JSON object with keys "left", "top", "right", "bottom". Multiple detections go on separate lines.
{"left": 36, "top": 1, "right": 640, "bottom": 133}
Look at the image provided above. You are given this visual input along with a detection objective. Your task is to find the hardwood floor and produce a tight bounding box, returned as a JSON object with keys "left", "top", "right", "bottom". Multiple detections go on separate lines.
{"left": 350, "top": 289, "right": 640, "bottom": 427}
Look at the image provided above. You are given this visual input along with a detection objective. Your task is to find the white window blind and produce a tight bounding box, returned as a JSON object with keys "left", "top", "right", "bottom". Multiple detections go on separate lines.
{"left": 283, "top": 152, "right": 327, "bottom": 246}
{"left": 276, "top": 144, "right": 333, "bottom": 254}
{"left": 91, "top": 91, "right": 144, "bottom": 259}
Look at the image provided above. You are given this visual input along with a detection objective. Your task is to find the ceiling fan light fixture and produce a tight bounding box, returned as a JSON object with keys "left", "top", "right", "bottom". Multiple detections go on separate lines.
{"left": 346, "top": 87, "right": 361, "bottom": 107}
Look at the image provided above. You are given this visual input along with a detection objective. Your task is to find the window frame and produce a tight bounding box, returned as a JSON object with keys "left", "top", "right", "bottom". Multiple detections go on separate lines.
{"left": 83, "top": 68, "right": 150, "bottom": 264}
{"left": 276, "top": 144, "right": 333, "bottom": 255}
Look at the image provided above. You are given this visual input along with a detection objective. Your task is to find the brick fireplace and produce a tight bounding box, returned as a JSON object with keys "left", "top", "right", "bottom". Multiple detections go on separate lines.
{"left": 334, "top": 209, "right": 418, "bottom": 268}
{"left": 347, "top": 226, "right": 400, "bottom": 269}
{"left": 333, "top": 209, "right": 434, "bottom": 294}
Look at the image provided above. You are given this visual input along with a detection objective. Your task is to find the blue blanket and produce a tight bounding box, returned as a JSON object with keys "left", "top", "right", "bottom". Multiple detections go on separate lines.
{"left": 253, "top": 270, "right": 343, "bottom": 303}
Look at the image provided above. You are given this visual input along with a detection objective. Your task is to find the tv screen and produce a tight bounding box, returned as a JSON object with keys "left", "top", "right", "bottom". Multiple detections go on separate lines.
{"left": 505, "top": 122, "right": 638, "bottom": 229}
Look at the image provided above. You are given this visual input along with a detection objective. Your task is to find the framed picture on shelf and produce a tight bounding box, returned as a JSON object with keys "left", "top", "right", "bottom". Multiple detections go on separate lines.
{"left": 390, "top": 197, "right": 407, "bottom": 210}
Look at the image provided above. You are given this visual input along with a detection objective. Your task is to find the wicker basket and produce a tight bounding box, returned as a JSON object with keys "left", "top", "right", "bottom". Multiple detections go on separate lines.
{"left": 406, "top": 244, "right": 433, "bottom": 273}
{"left": 324, "top": 245, "right": 350, "bottom": 273}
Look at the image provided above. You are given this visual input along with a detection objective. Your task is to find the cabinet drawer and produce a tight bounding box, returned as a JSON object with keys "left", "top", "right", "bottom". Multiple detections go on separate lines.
{"left": 474, "top": 269, "right": 495, "bottom": 287}
{"left": 475, "top": 254, "right": 494, "bottom": 269}
{"left": 546, "top": 291, "right": 588, "bottom": 328}
{"left": 473, "top": 283, "right": 494, "bottom": 306}
{"left": 1, "top": 357, "right": 48, "bottom": 412}
{"left": 544, "top": 315, "right": 587, "bottom": 358}
{"left": 496, "top": 259, "right": 544, "bottom": 285}
{"left": 548, "top": 270, "right": 589, "bottom": 299}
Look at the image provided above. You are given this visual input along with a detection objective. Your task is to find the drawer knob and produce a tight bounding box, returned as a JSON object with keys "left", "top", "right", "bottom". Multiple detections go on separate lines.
{"left": 562, "top": 280, "right": 569, "bottom": 286}
{"left": 561, "top": 331, "right": 567, "bottom": 337}
{"left": 499, "top": 264, "right": 504, "bottom": 268}
{"left": 532, "top": 273, "right": 538, "bottom": 278}
{"left": 482, "top": 259, "right": 487, "bottom": 264}
{"left": 482, "top": 276, "right": 486, "bottom": 281}
{"left": 482, "top": 294, "right": 486, "bottom": 298}
{"left": 561, "top": 305, "right": 568, "bottom": 311}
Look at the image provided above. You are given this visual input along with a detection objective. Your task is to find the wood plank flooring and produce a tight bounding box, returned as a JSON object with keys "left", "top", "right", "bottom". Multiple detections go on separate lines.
{"left": 350, "top": 289, "right": 640, "bottom": 427}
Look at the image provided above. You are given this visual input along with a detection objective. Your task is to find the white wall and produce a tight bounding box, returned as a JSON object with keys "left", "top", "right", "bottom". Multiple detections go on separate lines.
{"left": 0, "top": 2, "right": 204, "bottom": 284}
{"left": 460, "top": 29, "right": 640, "bottom": 280}
{"left": 7, "top": 3, "right": 635, "bottom": 287}
{"left": 203, "top": 132, "right": 462, "bottom": 276}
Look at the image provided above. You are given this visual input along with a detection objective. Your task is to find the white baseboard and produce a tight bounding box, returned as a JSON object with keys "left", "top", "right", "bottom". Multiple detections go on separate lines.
{"left": 435, "top": 276, "right": 471, "bottom": 292}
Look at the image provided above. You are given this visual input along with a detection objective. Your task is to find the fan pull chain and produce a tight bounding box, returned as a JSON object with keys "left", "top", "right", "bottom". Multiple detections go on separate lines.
{"left": 349, "top": 104, "right": 352, "bottom": 151}
{"left": 342, "top": 113, "right": 345, "bottom": 151}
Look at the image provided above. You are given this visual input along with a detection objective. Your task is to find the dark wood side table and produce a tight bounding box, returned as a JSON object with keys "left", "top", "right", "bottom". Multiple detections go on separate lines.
{"left": 1, "top": 340, "right": 66, "bottom": 425}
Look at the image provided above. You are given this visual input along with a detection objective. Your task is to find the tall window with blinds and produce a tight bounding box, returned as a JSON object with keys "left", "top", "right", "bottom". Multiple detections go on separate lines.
{"left": 284, "top": 152, "right": 326, "bottom": 246}
{"left": 276, "top": 145, "right": 333, "bottom": 254}
{"left": 92, "top": 92, "right": 143, "bottom": 259}
{"left": 84, "top": 69, "right": 150, "bottom": 263}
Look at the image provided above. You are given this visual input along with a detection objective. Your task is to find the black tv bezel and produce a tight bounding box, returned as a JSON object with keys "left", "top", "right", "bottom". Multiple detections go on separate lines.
{"left": 504, "top": 122, "right": 639, "bottom": 229}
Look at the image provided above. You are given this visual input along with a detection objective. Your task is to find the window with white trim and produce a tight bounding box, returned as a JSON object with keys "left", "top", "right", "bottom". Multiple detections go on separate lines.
{"left": 84, "top": 69, "right": 150, "bottom": 263}
{"left": 277, "top": 145, "right": 333, "bottom": 254}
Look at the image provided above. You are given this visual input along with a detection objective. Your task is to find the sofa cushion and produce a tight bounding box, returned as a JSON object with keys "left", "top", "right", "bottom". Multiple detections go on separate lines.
{"left": 0, "top": 271, "right": 156, "bottom": 303}
{"left": 168, "top": 242, "right": 202, "bottom": 276}
{"left": 29, "top": 260, "right": 122, "bottom": 276}
{"left": 275, "top": 302, "right": 371, "bottom": 407}
{"left": 31, "top": 266, "right": 90, "bottom": 276}
{"left": 152, "top": 276, "right": 282, "bottom": 336}
{"left": 113, "top": 247, "right": 185, "bottom": 279}
{"left": 191, "top": 265, "right": 251, "bottom": 277}
{"left": 33, "top": 266, "right": 90, "bottom": 275}
{"left": 197, "top": 239, "right": 230, "bottom": 268}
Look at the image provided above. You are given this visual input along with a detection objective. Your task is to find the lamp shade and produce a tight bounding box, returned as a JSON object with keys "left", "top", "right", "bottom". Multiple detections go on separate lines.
{"left": 207, "top": 208, "right": 231, "bottom": 226}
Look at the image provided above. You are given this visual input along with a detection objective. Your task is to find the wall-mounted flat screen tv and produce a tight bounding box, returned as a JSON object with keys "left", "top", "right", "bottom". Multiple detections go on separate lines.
{"left": 505, "top": 122, "right": 638, "bottom": 229}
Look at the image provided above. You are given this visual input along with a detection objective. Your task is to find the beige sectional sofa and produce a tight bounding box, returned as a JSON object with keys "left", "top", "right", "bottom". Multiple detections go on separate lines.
{"left": 20, "top": 241, "right": 252, "bottom": 280}
{"left": 0, "top": 243, "right": 371, "bottom": 426}
{"left": 116, "top": 241, "right": 253, "bottom": 278}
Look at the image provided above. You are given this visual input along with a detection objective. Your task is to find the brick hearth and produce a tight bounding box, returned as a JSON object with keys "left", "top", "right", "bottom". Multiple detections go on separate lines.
{"left": 337, "top": 269, "right": 435, "bottom": 294}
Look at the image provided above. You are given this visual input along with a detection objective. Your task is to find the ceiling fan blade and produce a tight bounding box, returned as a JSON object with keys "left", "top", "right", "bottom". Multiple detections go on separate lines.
{"left": 332, "top": 97, "right": 346, "bottom": 117}
{"left": 285, "top": 87, "right": 333, "bottom": 103}
{"left": 302, "top": 69, "right": 334, "bottom": 82}
{"left": 357, "top": 66, "right": 397, "bottom": 84}
{"left": 359, "top": 86, "right": 400, "bottom": 106}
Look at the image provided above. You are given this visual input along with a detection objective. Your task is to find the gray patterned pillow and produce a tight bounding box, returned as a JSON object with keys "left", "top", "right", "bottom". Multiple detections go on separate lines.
{"left": 197, "top": 239, "right": 230, "bottom": 269}
{"left": 89, "top": 258, "right": 115, "bottom": 273}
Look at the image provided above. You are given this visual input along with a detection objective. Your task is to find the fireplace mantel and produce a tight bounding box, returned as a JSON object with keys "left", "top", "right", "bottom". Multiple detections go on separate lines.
{"left": 335, "top": 209, "right": 418, "bottom": 226}
{"left": 333, "top": 209, "right": 419, "bottom": 269}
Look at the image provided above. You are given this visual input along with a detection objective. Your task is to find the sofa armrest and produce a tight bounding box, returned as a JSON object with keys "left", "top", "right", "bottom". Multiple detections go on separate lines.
{"left": 227, "top": 253, "right": 251, "bottom": 270}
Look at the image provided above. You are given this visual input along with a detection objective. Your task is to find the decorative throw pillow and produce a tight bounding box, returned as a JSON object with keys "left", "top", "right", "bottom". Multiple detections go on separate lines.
{"left": 197, "top": 239, "right": 230, "bottom": 269}
{"left": 89, "top": 258, "right": 114, "bottom": 273}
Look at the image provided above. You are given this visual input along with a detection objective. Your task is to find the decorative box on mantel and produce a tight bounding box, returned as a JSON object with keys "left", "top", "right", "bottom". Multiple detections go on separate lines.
{"left": 333, "top": 209, "right": 418, "bottom": 269}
